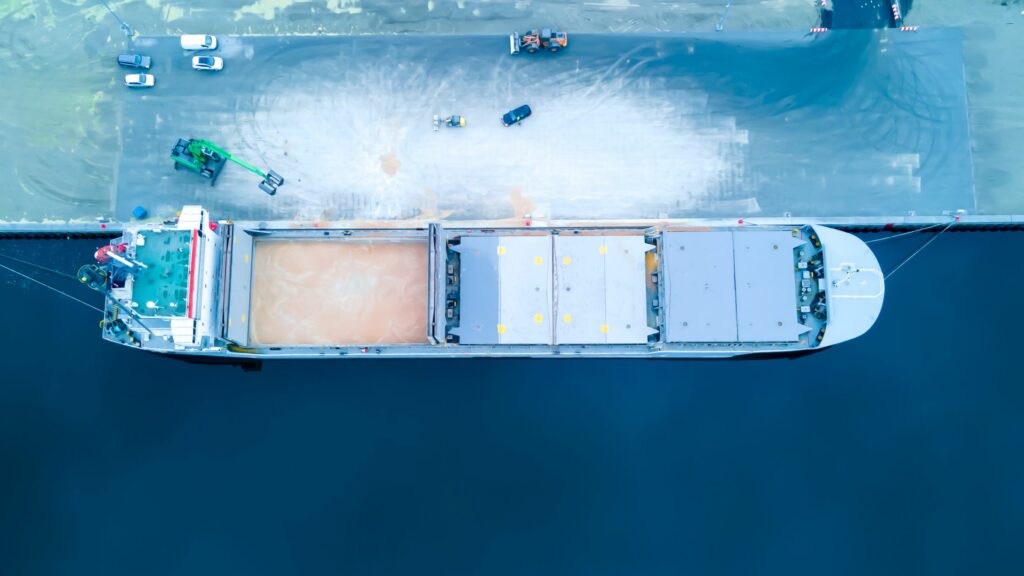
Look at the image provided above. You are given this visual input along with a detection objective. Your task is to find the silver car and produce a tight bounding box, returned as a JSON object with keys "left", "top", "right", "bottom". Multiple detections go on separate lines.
{"left": 192, "top": 56, "right": 224, "bottom": 71}
{"left": 124, "top": 73, "right": 155, "bottom": 88}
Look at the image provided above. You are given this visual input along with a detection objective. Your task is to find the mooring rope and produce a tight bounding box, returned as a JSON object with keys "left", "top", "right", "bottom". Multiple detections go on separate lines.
{"left": 0, "top": 262, "right": 104, "bottom": 313}
{"left": 884, "top": 221, "right": 956, "bottom": 280}
{"left": 0, "top": 252, "right": 78, "bottom": 280}
{"left": 865, "top": 221, "right": 951, "bottom": 244}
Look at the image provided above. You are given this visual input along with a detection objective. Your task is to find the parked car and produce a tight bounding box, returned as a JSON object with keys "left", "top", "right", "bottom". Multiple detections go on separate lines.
{"left": 502, "top": 104, "right": 532, "bottom": 127}
{"left": 180, "top": 34, "right": 217, "bottom": 50}
{"left": 117, "top": 54, "right": 151, "bottom": 70}
{"left": 192, "top": 56, "right": 224, "bottom": 71}
{"left": 124, "top": 73, "right": 155, "bottom": 88}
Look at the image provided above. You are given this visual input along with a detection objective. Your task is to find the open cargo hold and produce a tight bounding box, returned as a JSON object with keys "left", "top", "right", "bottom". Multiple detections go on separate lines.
{"left": 249, "top": 240, "right": 429, "bottom": 346}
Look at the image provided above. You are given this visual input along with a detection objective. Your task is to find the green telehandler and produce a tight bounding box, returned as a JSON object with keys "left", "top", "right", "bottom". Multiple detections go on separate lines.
{"left": 170, "top": 138, "right": 284, "bottom": 196}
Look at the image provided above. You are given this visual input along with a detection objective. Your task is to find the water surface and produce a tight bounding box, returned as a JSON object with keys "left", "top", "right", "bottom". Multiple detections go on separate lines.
{"left": 0, "top": 232, "right": 1020, "bottom": 575}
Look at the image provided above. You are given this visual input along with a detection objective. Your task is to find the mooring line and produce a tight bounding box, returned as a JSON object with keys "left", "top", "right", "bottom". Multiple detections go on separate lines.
{"left": 0, "top": 252, "right": 78, "bottom": 280}
{"left": 884, "top": 221, "right": 956, "bottom": 280}
{"left": 0, "top": 262, "right": 104, "bottom": 313}
{"left": 865, "top": 221, "right": 951, "bottom": 244}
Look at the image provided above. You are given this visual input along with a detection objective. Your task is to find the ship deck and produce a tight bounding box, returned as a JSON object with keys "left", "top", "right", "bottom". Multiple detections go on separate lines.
{"left": 153, "top": 219, "right": 851, "bottom": 358}
{"left": 126, "top": 229, "right": 192, "bottom": 317}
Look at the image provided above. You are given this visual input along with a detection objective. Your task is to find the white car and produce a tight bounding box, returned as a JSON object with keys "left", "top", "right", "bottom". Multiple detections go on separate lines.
{"left": 192, "top": 56, "right": 224, "bottom": 71}
{"left": 180, "top": 34, "right": 217, "bottom": 50}
{"left": 124, "top": 73, "right": 155, "bottom": 88}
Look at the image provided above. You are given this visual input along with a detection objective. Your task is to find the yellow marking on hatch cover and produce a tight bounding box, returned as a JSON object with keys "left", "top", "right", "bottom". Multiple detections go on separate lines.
{"left": 497, "top": 246, "right": 506, "bottom": 255}
{"left": 534, "top": 256, "right": 543, "bottom": 265}
{"left": 563, "top": 314, "right": 573, "bottom": 323}
{"left": 241, "top": 314, "right": 247, "bottom": 323}
{"left": 600, "top": 324, "right": 609, "bottom": 333}
{"left": 599, "top": 245, "right": 608, "bottom": 254}
{"left": 562, "top": 256, "right": 572, "bottom": 265}
{"left": 497, "top": 324, "right": 507, "bottom": 334}
{"left": 534, "top": 314, "right": 543, "bottom": 323}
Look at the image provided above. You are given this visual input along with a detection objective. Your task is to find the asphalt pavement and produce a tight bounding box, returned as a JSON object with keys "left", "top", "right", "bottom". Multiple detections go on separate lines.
{"left": 115, "top": 29, "right": 972, "bottom": 222}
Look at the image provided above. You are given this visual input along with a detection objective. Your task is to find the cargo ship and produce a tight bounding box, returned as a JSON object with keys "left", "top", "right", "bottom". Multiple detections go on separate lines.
{"left": 82, "top": 206, "right": 884, "bottom": 359}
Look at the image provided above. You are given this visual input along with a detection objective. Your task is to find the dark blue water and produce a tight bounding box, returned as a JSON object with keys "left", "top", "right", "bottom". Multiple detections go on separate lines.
{"left": 830, "top": 0, "right": 914, "bottom": 29}
{"left": 0, "top": 231, "right": 1021, "bottom": 575}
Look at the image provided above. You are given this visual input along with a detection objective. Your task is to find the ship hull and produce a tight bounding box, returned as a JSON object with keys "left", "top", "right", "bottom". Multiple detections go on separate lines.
{"left": 95, "top": 207, "right": 884, "bottom": 360}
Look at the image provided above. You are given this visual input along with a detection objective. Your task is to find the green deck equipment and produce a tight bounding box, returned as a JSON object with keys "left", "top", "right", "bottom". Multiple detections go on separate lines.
{"left": 170, "top": 138, "right": 284, "bottom": 195}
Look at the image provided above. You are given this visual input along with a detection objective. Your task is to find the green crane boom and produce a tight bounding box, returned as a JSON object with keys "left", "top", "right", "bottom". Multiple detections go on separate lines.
{"left": 170, "top": 138, "right": 284, "bottom": 195}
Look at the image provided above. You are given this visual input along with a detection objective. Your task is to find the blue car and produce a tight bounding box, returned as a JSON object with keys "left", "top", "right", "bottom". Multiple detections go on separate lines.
{"left": 502, "top": 104, "right": 532, "bottom": 127}
{"left": 117, "top": 54, "right": 152, "bottom": 70}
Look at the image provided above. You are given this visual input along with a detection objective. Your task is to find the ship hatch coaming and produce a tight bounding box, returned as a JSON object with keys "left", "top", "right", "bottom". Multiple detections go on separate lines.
{"left": 247, "top": 238, "right": 430, "bottom": 346}
{"left": 733, "top": 231, "right": 809, "bottom": 342}
{"left": 449, "top": 234, "right": 657, "bottom": 346}
{"left": 661, "top": 229, "right": 815, "bottom": 345}
{"left": 661, "top": 231, "right": 738, "bottom": 343}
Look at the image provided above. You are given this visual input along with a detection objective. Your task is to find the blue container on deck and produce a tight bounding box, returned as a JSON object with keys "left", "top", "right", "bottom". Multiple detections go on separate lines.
{"left": 132, "top": 206, "right": 148, "bottom": 219}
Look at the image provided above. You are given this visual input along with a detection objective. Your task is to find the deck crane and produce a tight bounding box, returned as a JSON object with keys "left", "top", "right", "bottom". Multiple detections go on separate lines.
{"left": 170, "top": 138, "right": 285, "bottom": 196}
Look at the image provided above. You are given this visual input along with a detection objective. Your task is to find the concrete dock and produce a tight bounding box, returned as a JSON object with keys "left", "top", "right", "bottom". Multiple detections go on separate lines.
{"left": 108, "top": 30, "right": 973, "bottom": 226}
{"left": 1, "top": 1, "right": 1022, "bottom": 232}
